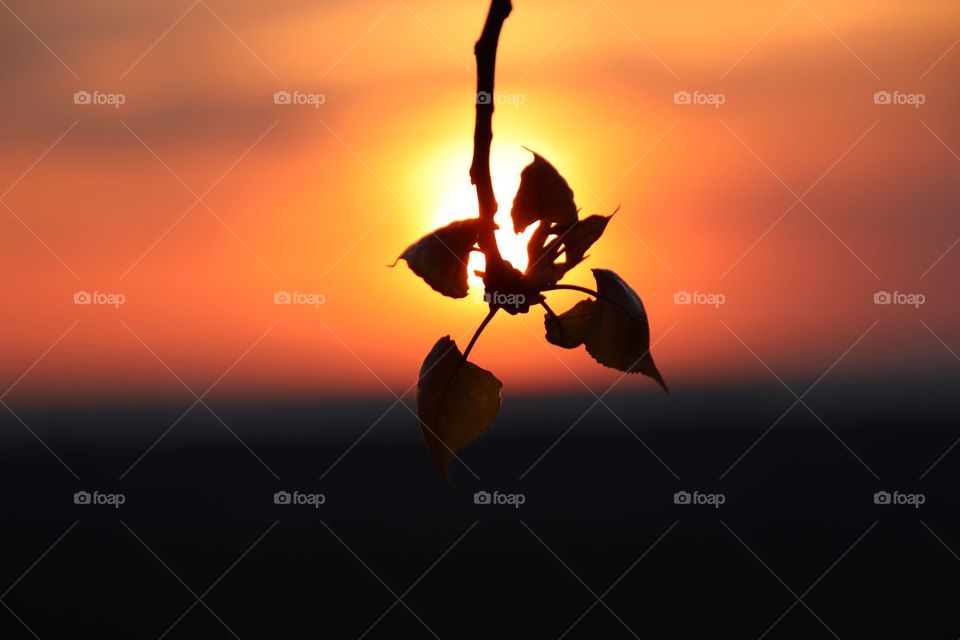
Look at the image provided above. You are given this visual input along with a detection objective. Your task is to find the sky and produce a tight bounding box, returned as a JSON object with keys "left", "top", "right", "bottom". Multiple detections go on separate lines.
{"left": 0, "top": 0, "right": 958, "bottom": 406}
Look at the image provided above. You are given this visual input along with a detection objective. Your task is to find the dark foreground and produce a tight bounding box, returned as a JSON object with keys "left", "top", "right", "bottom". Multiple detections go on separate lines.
{"left": 2, "top": 381, "right": 959, "bottom": 639}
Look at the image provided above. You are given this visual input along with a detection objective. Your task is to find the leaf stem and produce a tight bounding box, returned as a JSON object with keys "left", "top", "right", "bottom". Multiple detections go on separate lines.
{"left": 543, "top": 284, "right": 600, "bottom": 297}
{"left": 539, "top": 299, "right": 561, "bottom": 321}
{"left": 462, "top": 306, "right": 499, "bottom": 361}
{"left": 539, "top": 300, "right": 567, "bottom": 344}
{"left": 543, "top": 284, "right": 634, "bottom": 317}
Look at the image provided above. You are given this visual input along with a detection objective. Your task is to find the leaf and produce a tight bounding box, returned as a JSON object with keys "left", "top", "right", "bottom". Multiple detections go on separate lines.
{"left": 511, "top": 151, "right": 578, "bottom": 234}
{"left": 584, "top": 269, "right": 668, "bottom": 392}
{"left": 556, "top": 214, "right": 612, "bottom": 273}
{"left": 417, "top": 336, "right": 503, "bottom": 484}
{"left": 396, "top": 219, "right": 480, "bottom": 298}
{"left": 544, "top": 299, "right": 595, "bottom": 348}
{"left": 526, "top": 221, "right": 553, "bottom": 270}
{"left": 524, "top": 213, "right": 614, "bottom": 289}
{"left": 524, "top": 232, "right": 565, "bottom": 289}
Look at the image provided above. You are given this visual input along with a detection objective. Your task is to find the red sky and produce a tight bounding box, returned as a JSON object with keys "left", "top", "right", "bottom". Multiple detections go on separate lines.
{"left": 0, "top": 0, "right": 958, "bottom": 406}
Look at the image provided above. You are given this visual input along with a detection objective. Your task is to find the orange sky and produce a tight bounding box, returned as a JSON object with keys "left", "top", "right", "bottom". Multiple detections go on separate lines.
{"left": 0, "top": 0, "right": 958, "bottom": 406}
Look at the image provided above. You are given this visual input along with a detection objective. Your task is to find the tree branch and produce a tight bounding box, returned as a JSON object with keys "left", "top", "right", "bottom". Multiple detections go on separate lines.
{"left": 471, "top": 0, "right": 512, "bottom": 271}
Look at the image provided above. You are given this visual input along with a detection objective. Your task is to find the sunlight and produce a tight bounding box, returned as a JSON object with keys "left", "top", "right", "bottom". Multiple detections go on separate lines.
{"left": 430, "top": 146, "right": 537, "bottom": 290}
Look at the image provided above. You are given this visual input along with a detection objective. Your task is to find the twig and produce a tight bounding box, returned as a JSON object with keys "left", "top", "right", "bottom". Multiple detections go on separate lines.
{"left": 462, "top": 306, "right": 499, "bottom": 361}
{"left": 470, "top": 0, "right": 512, "bottom": 271}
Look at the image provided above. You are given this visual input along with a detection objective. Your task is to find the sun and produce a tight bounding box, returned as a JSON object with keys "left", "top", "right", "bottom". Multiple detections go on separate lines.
{"left": 429, "top": 146, "right": 536, "bottom": 290}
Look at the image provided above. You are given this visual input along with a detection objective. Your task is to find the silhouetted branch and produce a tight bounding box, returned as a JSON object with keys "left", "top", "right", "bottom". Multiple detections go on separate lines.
{"left": 462, "top": 306, "right": 499, "bottom": 361}
{"left": 471, "top": 0, "right": 512, "bottom": 271}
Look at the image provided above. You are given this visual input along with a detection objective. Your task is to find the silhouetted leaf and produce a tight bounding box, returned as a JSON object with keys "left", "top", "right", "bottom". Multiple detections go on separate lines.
{"left": 524, "top": 241, "right": 564, "bottom": 289}
{"left": 511, "top": 151, "right": 578, "bottom": 233}
{"left": 584, "top": 269, "right": 668, "bottom": 391}
{"left": 396, "top": 219, "right": 480, "bottom": 298}
{"left": 556, "top": 214, "right": 612, "bottom": 273}
{"left": 545, "top": 299, "right": 595, "bottom": 348}
{"left": 523, "top": 212, "right": 614, "bottom": 290}
{"left": 526, "top": 221, "right": 553, "bottom": 271}
{"left": 417, "top": 336, "right": 503, "bottom": 483}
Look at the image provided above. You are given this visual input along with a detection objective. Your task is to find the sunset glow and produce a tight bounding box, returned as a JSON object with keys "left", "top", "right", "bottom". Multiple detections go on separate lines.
{"left": 0, "top": 0, "right": 958, "bottom": 405}
{"left": 430, "top": 144, "right": 535, "bottom": 284}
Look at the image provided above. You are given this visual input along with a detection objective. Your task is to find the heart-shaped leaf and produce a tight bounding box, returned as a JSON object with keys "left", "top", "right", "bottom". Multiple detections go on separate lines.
{"left": 396, "top": 219, "right": 480, "bottom": 298}
{"left": 417, "top": 336, "right": 503, "bottom": 484}
{"left": 511, "top": 151, "right": 578, "bottom": 233}
{"left": 544, "top": 299, "right": 595, "bottom": 348}
{"left": 583, "top": 269, "right": 668, "bottom": 391}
